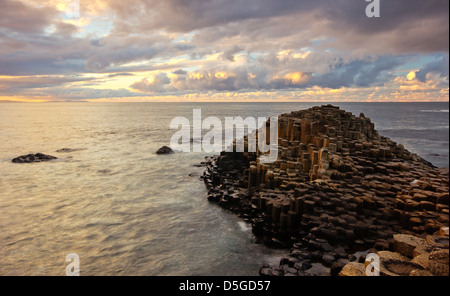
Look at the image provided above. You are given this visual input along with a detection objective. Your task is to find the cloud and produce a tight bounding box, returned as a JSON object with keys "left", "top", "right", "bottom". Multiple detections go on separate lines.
{"left": 130, "top": 73, "right": 171, "bottom": 93}
{"left": 104, "top": 0, "right": 448, "bottom": 54}
{"left": 128, "top": 55, "right": 411, "bottom": 95}
{"left": 172, "top": 69, "right": 187, "bottom": 75}
{"left": 0, "top": 0, "right": 57, "bottom": 33}
{"left": 416, "top": 55, "right": 449, "bottom": 82}
{"left": 0, "top": 0, "right": 448, "bottom": 101}
{"left": 0, "top": 75, "right": 99, "bottom": 100}
{"left": 310, "top": 56, "right": 409, "bottom": 88}
{"left": 107, "top": 72, "right": 135, "bottom": 78}
{"left": 220, "top": 45, "right": 244, "bottom": 61}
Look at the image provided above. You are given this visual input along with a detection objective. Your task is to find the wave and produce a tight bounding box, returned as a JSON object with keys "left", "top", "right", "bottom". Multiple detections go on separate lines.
{"left": 420, "top": 109, "right": 449, "bottom": 113}
{"left": 380, "top": 127, "right": 449, "bottom": 132}
{"left": 379, "top": 128, "right": 449, "bottom": 142}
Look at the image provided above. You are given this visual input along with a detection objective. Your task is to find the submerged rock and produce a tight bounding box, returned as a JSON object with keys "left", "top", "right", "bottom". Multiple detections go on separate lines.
{"left": 156, "top": 146, "right": 174, "bottom": 154}
{"left": 12, "top": 153, "right": 57, "bottom": 163}
{"left": 56, "top": 148, "right": 86, "bottom": 153}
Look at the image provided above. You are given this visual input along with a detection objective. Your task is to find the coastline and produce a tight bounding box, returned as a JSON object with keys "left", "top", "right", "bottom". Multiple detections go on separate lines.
{"left": 201, "top": 105, "right": 449, "bottom": 276}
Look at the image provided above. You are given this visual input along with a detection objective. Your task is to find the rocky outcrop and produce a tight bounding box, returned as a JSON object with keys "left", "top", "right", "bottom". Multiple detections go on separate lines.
{"left": 394, "top": 234, "right": 433, "bottom": 258}
{"left": 427, "top": 249, "right": 449, "bottom": 276}
{"left": 12, "top": 153, "right": 57, "bottom": 163}
{"left": 201, "top": 105, "right": 449, "bottom": 276}
{"left": 338, "top": 262, "right": 366, "bottom": 276}
{"left": 156, "top": 146, "right": 174, "bottom": 154}
{"left": 339, "top": 233, "right": 449, "bottom": 276}
{"left": 376, "top": 250, "right": 425, "bottom": 276}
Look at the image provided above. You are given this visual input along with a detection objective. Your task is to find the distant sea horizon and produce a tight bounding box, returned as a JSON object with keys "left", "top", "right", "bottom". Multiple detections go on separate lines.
{"left": 1, "top": 100, "right": 448, "bottom": 103}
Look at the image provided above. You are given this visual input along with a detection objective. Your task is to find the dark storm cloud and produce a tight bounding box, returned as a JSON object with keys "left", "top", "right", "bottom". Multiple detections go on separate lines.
{"left": 109, "top": 0, "right": 316, "bottom": 33}
{"left": 318, "top": 0, "right": 449, "bottom": 54}
{"left": 0, "top": 33, "right": 88, "bottom": 75}
{"left": 310, "top": 56, "right": 409, "bottom": 89}
{"left": 108, "top": 0, "right": 449, "bottom": 54}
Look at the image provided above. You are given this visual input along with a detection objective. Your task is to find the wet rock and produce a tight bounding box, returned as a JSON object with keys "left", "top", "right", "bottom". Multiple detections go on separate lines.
{"left": 348, "top": 254, "right": 357, "bottom": 262}
{"left": 374, "top": 239, "right": 390, "bottom": 251}
{"left": 12, "top": 153, "right": 57, "bottom": 163}
{"left": 330, "top": 261, "right": 346, "bottom": 276}
{"left": 307, "top": 240, "right": 321, "bottom": 251}
{"left": 322, "top": 254, "right": 336, "bottom": 267}
{"left": 259, "top": 268, "right": 273, "bottom": 276}
{"left": 271, "top": 269, "right": 283, "bottom": 276}
{"left": 156, "top": 146, "right": 174, "bottom": 154}
{"left": 321, "top": 242, "right": 334, "bottom": 253}
{"left": 287, "top": 256, "right": 300, "bottom": 267}
{"left": 294, "top": 261, "right": 312, "bottom": 271}
{"left": 281, "top": 266, "right": 298, "bottom": 275}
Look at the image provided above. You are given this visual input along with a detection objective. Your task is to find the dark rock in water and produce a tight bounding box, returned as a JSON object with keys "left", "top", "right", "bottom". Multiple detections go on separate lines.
{"left": 348, "top": 254, "right": 357, "bottom": 262}
{"left": 156, "top": 146, "right": 174, "bottom": 154}
{"left": 330, "top": 261, "right": 346, "bottom": 276}
{"left": 12, "top": 153, "right": 57, "bottom": 163}
{"left": 98, "top": 169, "right": 113, "bottom": 175}
{"left": 322, "top": 254, "right": 336, "bottom": 266}
{"left": 259, "top": 267, "right": 273, "bottom": 276}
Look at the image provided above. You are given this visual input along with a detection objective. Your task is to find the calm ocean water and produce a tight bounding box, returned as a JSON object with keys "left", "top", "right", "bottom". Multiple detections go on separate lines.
{"left": 0, "top": 102, "right": 448, "bottom": 275}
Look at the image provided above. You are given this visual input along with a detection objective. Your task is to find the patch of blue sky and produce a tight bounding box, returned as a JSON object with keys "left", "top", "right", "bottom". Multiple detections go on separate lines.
{"left": 77, "top": 17, "right": 113, "bottom": 38}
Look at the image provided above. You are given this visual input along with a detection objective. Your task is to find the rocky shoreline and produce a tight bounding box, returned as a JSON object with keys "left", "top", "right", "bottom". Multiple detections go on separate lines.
{"left": 201, "top": 105, "right": 449, "bottom": 276}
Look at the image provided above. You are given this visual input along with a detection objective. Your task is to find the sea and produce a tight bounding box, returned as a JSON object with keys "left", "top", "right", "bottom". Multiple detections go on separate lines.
{"left": 0, "top": 102, "right": 448, "bottom": 275}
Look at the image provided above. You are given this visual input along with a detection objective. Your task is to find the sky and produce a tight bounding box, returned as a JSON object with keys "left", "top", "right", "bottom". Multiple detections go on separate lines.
{"left": 0, "top": 0, "right": 448, "bottom": 102}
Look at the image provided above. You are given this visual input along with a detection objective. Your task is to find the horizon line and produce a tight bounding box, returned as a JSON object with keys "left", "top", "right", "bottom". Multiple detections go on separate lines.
{"left": 1, "top": 100, "right": 448, "bottom": 103}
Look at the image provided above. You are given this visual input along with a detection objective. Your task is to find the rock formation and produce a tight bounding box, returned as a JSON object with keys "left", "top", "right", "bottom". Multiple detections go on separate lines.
{"left": 156, "top": 146, "right": 174, "bottom": 154}
{"left": 12, "top": 153, "right": 57, "bottom": 163}
{"left": 201, "top": 105, "right": 449, "bottom": 276}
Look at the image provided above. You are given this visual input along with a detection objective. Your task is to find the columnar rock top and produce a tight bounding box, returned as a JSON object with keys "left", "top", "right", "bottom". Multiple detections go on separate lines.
{"left": 249, "top": 104, "right": 435, "bottom": 188}
{"left": 202, "top": 105, "right": 449, "bottom": 276}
